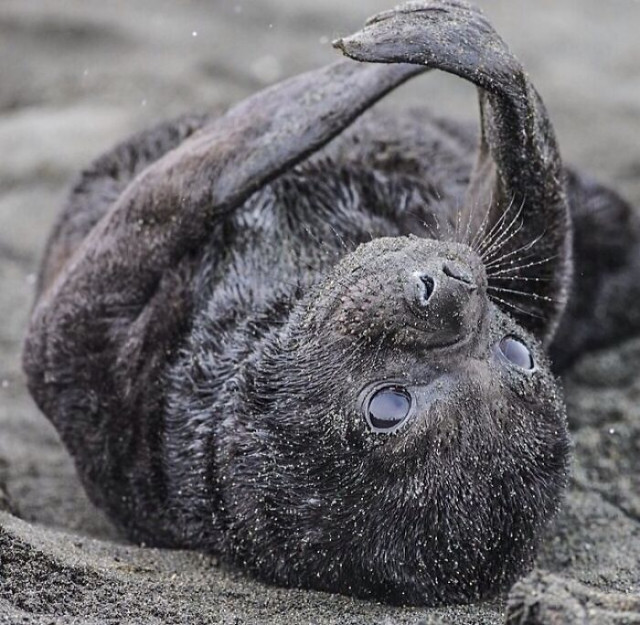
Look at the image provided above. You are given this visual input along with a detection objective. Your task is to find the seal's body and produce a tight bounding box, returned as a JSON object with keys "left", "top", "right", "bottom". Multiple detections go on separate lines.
{"left": 23, "top": 1, "right": 640, "bottom": 606}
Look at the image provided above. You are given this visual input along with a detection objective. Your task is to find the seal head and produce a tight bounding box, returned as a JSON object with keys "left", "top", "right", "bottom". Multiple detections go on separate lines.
{"left": 220, "top": 236, "right": 569, "bottom": 605}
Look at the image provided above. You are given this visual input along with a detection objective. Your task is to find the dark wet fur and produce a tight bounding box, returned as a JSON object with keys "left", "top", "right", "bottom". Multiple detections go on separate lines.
{"left": 22, "top": 0, "right": 640, "bottom": 606}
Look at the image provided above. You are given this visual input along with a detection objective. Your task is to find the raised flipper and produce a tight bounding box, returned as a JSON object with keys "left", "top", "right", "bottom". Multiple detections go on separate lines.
{"left": 335, "top": 0, "right": 572, "bottom": 344}
{"left": 22, "top": 60, "right": 425, "bottom": 543}
{"left": 37, "top": 114, "right": 211, "bottom": 298}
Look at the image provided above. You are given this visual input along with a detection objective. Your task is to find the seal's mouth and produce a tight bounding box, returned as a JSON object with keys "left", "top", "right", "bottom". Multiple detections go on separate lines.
{"left": 425, "top": 333, "right": 473, "bottom": 352}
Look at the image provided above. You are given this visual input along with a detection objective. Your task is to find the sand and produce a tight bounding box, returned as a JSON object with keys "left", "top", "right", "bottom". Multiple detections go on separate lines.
{"left": 1, "top": 1, "right": 639, "bottom": 623}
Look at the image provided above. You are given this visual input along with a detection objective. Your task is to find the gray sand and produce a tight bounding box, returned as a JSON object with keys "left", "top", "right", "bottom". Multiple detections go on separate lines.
{"left": 1, "top": 1, "right": 639, "bottom": 623}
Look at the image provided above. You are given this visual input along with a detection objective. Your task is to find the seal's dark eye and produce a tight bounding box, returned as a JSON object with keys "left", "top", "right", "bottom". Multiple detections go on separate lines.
{"left": 366, "top": 387, "right": 412, "bottom": 432}
{"left": 498, "top": 336, "right": 534, "bottom": 370}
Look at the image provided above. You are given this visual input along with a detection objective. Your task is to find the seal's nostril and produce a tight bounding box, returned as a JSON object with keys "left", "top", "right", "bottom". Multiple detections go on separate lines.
{"left": 419, "top": 274, "right": 435, "bottom": 304}
{"left": 443, "top": 262, "right": 476, "bottom": 287}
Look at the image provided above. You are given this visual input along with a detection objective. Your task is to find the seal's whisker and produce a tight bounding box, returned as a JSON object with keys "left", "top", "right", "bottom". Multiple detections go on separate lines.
{"left": 486, "top": 254, "right": 559, "bottom": 278}
{"left": 461, "top": 193, "right": 481, "bottom": 247}
{"left": 469, "top": 190, "right": 495, "bottom": 253}
{"left": 441, "top": 209, "right": 457, "bottom": 244}
{"left": 489, "top": 275, "right": 552, "bottom": 283}
{"left": 479, "top": 204, "right": 518, "bottom": 258}
{"left": 475, "top": 193, "right": 518, "bottom": 256}
{"left": 487, "top": 285, "right": 556, "bottom": 303}
{"left": 485, "top": 250, "right": 538, "bottom": 275}
{"left": 456, "top": 194, "right": 474, "bottom": 245}
{"left": 481, "top": 218, "right": 525, "bottom": 264}
{"left": 488, "top": 293, "right": 545, "bottom": 320}
{"left": 403, "top": 209, "right": 443, "bottom": 241}
{"left": 453, "top": 199, "right": 463, "bottom": 243}
{"left": 485, "top": 230, "right": 548, "bottom": 270}
{"left": 480, "top": 197, "right": 527, "bottom": 262}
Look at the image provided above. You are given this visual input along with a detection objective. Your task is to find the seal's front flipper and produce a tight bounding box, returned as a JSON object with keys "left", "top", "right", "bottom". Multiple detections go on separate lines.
{"left": 335, "top": 0, "right": 572, "bottom": 344}
{"left": 22, "top": 59, "right": 425, "bottom": 544}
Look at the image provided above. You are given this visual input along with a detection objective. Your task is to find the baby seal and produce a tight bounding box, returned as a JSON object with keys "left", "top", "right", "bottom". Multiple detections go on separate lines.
{"left": 22, "top": 0, "right": 640, "bottom": 606}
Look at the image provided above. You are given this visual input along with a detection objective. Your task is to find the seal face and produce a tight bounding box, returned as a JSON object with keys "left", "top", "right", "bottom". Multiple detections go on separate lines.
{"left": 29, "top": 0, "right": 640, "bottom": 607}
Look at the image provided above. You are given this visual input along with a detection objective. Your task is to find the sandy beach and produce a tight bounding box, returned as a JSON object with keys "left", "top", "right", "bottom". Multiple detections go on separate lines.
{"left": 1, "top": 1, "right": 639, "bottom": 623}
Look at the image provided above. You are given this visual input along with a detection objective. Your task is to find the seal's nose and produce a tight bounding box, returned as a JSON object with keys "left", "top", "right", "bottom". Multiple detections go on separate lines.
{"left": 415, "top": 261, "right": 478, "bottom": 308}
{"left": 417, "top": 274, "right": 435, "bottom": 306}
{"left": 408, "top": 259, "right": 483, "bottom": 347}
{"left": 442, "top": 261, "right": 478, "bottom": 289}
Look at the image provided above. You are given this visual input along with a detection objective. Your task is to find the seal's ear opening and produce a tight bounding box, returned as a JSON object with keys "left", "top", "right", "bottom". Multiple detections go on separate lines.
{"left": 335, "top": 0, "right": 573, "bottom": 345}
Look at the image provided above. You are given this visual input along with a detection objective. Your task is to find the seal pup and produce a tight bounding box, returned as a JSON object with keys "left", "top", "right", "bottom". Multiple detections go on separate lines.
{"left": 22, "top": 0, "right": 640, "bottom": 606}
